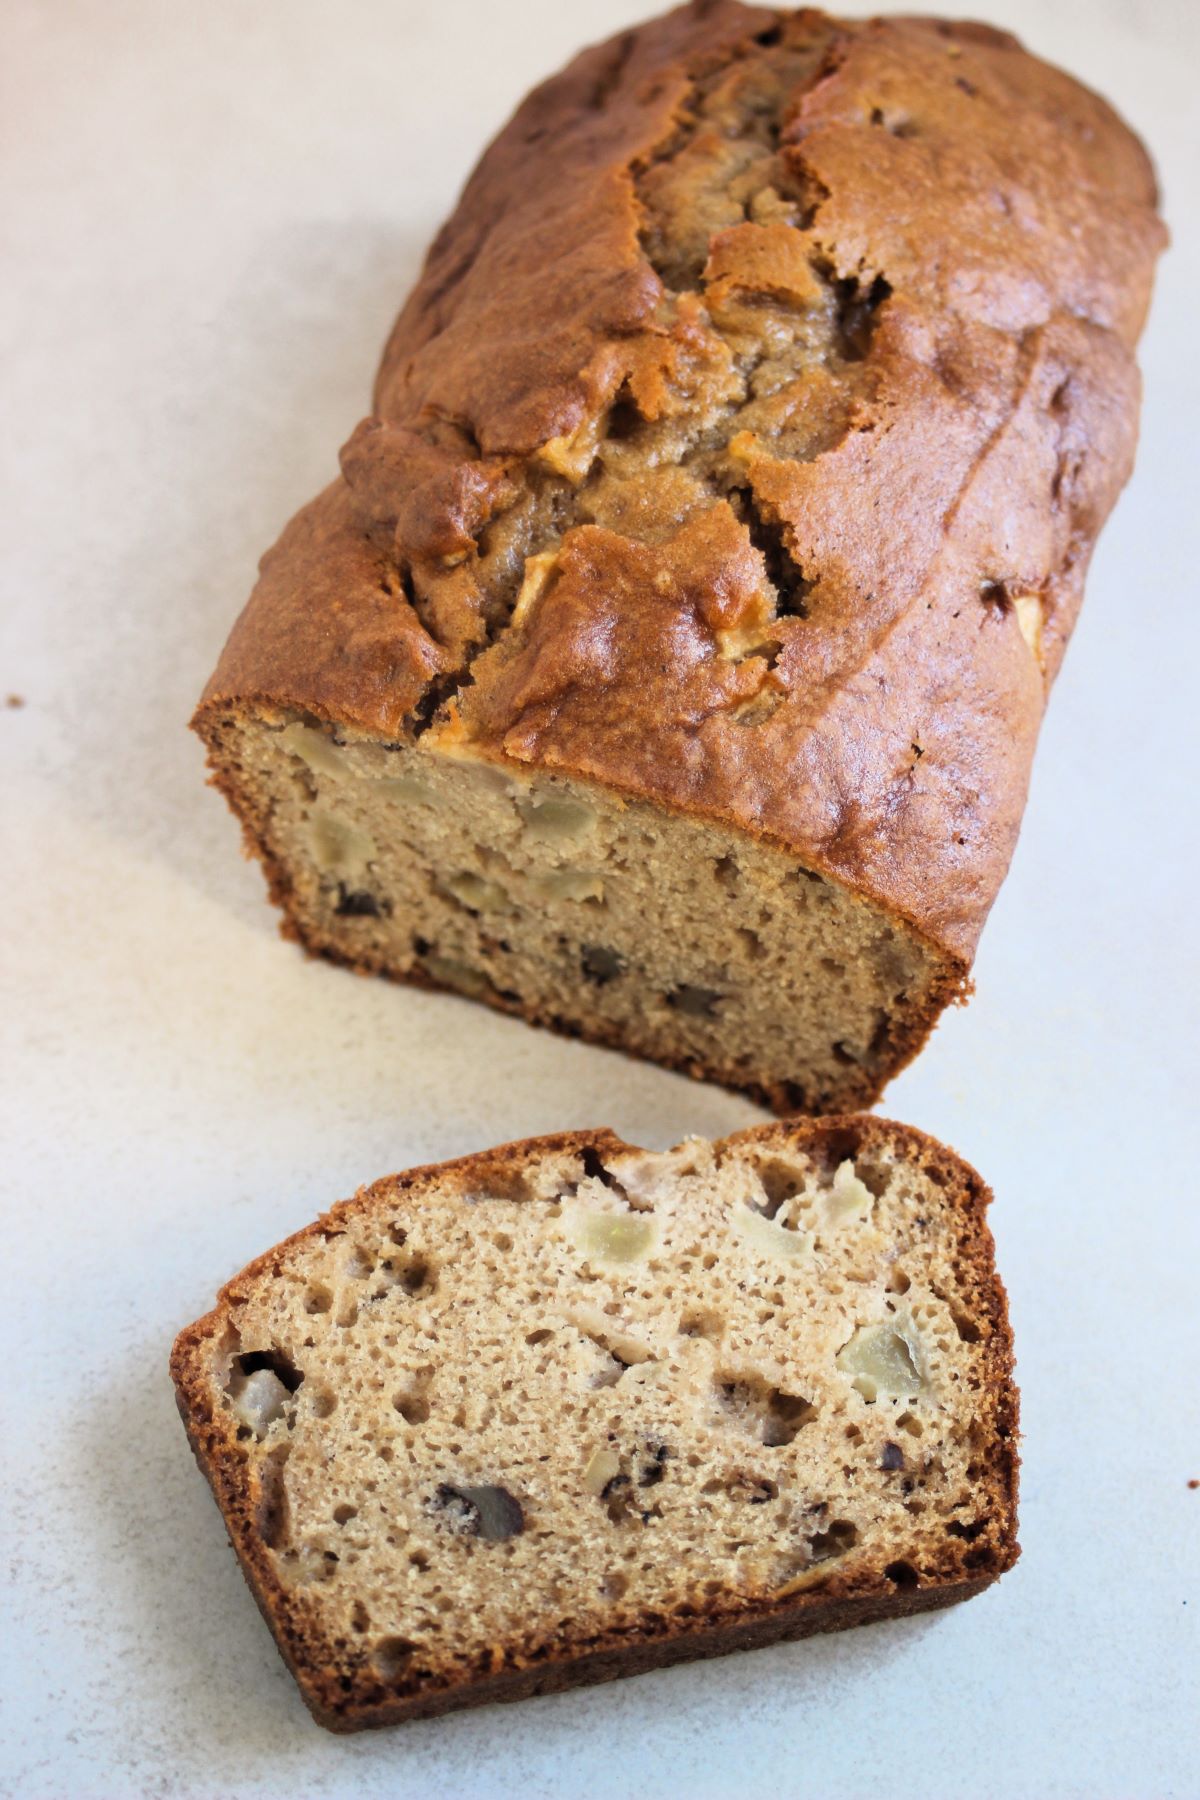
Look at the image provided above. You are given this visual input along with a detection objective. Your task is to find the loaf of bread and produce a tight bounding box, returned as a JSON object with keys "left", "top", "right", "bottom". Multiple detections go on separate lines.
{"left": 171, "top": 1116, "right": 1018, "bottom": 1730}
{"left": 195, "top": 3, "right": 1163, "bottom": 1112}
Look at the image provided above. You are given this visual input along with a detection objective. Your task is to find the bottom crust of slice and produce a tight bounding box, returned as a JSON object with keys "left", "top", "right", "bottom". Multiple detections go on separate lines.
{"left": 256, "top": 1535, "right": 996, "bottom": 1733}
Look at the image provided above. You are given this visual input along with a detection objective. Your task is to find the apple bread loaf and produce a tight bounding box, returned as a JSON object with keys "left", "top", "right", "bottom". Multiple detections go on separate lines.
{"left": 171, "top": 1116, "right": 1019, "bottom": 1730}
{"left": 194, "top": 3, "right": 1164, "bottom": 1111}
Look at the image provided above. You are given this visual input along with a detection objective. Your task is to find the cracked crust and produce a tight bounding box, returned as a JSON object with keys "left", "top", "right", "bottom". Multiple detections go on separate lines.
{"left": 171, "top": 1116, "right": 1019, "bottom": 1731}
{"left": 196, "top": 3, "right": 1164, "bottom": 1074}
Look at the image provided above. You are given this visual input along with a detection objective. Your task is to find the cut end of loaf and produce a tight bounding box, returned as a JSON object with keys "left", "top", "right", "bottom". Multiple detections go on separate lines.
{"left": 195, "top": 704, "right": 961, "bottom": 1113}
{"left": 171, "top": 1117, "right": 1018, "bottom": 1730}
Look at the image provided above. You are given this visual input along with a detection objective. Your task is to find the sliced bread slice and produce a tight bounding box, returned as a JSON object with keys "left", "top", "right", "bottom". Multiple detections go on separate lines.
{"left": 171, "top": 1117, "right": 1018, "bottom": 1730}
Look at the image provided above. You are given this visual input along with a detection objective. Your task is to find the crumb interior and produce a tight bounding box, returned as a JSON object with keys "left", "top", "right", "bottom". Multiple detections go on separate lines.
{"left": 212, "top": 711, "right": 942, "bottom": 1110}
{"left": 202, "top": 1130, "right": 1008, "bottom": 1696}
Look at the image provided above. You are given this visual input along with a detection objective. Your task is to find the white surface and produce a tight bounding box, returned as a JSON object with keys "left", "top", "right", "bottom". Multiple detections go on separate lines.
{"left": 3, "top": 0, "right": 1198, "bottom": 1794}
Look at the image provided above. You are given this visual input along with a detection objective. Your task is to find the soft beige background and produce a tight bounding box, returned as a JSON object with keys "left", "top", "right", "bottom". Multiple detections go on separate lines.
{"left": 3, "top": 1, "right": 1197, "bottom": 1795}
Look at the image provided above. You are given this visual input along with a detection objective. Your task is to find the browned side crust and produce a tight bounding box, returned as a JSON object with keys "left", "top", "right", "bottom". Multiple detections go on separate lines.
{"left": 195, "top": 2, "right": 1164, "bottom": 996}
{"left": 171, "top": 1117, "right": 1019, "bottom": 1730}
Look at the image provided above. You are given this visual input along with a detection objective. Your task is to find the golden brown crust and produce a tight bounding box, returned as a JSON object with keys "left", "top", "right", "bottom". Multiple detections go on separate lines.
{"left": 171, "top": 1116, "right": 1019, "bottom": 1730}
{"left": 307, "top": 1574, "right": 999, "bottom": 1731}
{"left": 199, "top": 482, "right": 448, "bottom": 739}
{"left": 196, "top": 2, "right": 1164, "bottom": 983}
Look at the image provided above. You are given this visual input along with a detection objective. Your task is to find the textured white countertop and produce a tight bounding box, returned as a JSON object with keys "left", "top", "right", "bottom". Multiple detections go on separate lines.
{"left": 4, "top": 0, "right": 1197, "bottom": 1794}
